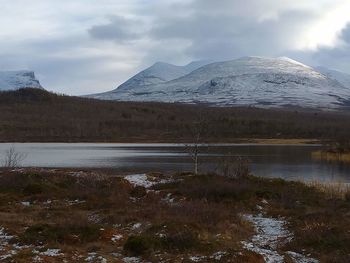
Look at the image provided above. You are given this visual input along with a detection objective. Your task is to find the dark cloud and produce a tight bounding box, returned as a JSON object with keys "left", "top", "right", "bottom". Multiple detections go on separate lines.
{"left": 88, "top": 16, "right": 141, "bottom": 42}
{"left": 340, "top": 24, "right": 350, "bottom": 44}
{"left": 150, "top": 6, "right": 315, "bottom": 60}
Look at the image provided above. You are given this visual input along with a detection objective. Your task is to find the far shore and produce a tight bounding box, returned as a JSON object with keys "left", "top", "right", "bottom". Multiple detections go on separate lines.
{"left": 0, "top": 138, "right": 322, "bottom": 145}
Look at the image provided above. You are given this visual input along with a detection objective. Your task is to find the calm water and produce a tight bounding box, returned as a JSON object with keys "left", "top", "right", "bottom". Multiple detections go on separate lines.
{"left": 0, "top": 143, "right": 349, "bottom": 182}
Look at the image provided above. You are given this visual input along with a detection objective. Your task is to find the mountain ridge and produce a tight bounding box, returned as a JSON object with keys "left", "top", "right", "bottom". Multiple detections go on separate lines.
{"left": 89, "top": 56, "right": 350, "bottom": 110}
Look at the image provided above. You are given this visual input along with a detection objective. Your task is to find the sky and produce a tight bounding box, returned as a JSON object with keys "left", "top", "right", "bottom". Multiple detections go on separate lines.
{"left": 0, "top": 0, "right": 350, "bottom": 95}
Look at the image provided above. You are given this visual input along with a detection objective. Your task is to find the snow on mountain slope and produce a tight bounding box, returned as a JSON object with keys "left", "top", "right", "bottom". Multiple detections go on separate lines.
{"left": 98, "top": 60, "right": 211, "bottom": 95}
{"left": 0, "top": 71, "right": 42, "bottom": 91}
{"left": 89, "top": 57, "right": 350, "bottom": 110}
{"left": 315, "top": 66, "right": 350, "bottom": 89}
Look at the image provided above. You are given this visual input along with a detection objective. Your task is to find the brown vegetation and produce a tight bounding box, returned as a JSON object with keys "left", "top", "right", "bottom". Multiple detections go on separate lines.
{"left": 0, "top": 168, "right": 349, "bottom": 262}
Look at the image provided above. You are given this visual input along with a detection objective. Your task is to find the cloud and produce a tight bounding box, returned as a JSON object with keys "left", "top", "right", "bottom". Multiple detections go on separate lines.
{"left": 149, "top": 0, "right": 350, "bottom": 60}
{"left": 88, "top": 16, "right": 143, "bottom": 43}
{"left": 151, "top": 9, "right": 316, "bottom": 60}
{"left": 341, "top": 24, "right": 350, "bottom": 44}
{"left": 1, "top": 0, "right": 350, "bottom": 95}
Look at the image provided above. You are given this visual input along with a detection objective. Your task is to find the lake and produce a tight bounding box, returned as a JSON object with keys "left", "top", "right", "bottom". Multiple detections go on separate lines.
{"left": 0, "top": 143, "right": 349, "bottom": 182}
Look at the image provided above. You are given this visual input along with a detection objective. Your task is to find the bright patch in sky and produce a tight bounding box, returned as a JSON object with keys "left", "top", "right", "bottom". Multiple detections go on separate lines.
{"left": 297, "top": 1, "right": 350, "bottom": 50}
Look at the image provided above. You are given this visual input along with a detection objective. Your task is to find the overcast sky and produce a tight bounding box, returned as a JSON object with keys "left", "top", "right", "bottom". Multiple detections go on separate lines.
{"left": 1, "top": 0, "right": 350, "bottom": 95}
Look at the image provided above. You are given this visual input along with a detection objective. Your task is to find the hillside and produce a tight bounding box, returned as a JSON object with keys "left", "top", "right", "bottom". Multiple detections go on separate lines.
{"left": 89, "top": 57, "right": 350, "bottom": 110}
{"left": 1, "top": 88, "right": 350, "bottom": 142}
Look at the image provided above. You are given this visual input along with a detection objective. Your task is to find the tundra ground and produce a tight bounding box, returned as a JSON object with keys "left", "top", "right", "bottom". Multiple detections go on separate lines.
{"left": 0, "top": 169, "right": 349, "bottom": 262}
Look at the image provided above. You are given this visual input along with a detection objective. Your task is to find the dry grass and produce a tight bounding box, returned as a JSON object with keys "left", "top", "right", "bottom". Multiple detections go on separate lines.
{"left": 0, "top": 169, "right": 254, "bottom": 262}
{"left": 312, "top": 150, "right": 350, "bottom": 163}
{"left": 0, "top": 169, "right": 349, "bottom": 262}
{"left": 305, "top": 180, "right": 350, "bottom": 200}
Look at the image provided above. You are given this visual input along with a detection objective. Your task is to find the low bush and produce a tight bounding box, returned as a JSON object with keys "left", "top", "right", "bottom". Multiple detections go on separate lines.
{"left": 124, "top": 226, "right": 200, "bottom": 256}
{"left": 19, "top": 223, "right": 101, "bottom": 245}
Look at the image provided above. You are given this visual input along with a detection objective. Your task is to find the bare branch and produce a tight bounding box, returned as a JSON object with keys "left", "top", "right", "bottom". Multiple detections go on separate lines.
{"left": 1, "top": 146, "right": 27, "bottom": 169}
{"left": 215, "top": 155, "right": 251, "bottom": 178}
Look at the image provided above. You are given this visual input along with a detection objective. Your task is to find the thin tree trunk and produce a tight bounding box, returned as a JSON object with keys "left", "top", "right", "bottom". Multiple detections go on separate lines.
{"left": 194, "top": 154, "right": 198, "bottom": 175}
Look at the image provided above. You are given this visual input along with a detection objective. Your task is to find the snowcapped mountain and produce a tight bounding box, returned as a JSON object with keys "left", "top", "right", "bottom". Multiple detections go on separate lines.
{"left": 0, "top": 71, "right": 42, "bottom": 91}
{"left": 96, "top": 60, "right": 211, "bottom": 94}
{"left": 89, "top": 57, "right": 350, "bottom": 110}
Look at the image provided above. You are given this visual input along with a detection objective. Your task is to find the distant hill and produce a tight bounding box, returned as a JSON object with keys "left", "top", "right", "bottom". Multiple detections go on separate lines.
{"left": 88, "top": 57, "right": 350, "bottom": 110}
{"left": 0, "top": 71, "right": 42, "bottom": 91}
{"left": 1, "top": 88, "right": 350, "bottom": 142}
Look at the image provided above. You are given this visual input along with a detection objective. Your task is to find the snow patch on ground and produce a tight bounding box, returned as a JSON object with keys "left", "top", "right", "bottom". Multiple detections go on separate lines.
{"left": 0, "top": 250, "right": 17, "bottom": 260}
{"left": 66, "top": 199, "right": 86, "bottom": 206}
{"left": 286, "top": 251, "right": 319, "bottom": 263}
{"left": 0, "top": 227, "right": 14, "bottom": 245}
{"left": 125, "top": 174, "right": 156, "bottom": 188}
{"left": 210, "top": 251, "right": 228, "bottom": 260}
{"left": 131, "top": 223, "right": 142, "bottom": 230}
{"left": 38, "top": 248, "right": 64, "bottom": 257}
{"left": 242, "top": 214, "right": 319, "bottom": 263}
{"left": 161, "top": 193, "right": 175, "bottom": 204}
{"left": 189, "top": 255, "right": 207, "bottom": 262}
{"left": 111, "top": 234, "right": 123, "bottom": 242}
{"left": 0, "top": 227, "right": 16, "bottom": 260}
{"left": 123, "top": 257, "right": 142, "bottom": 263}
{"left": 1, "top": 226, "right": 67, "bottom": 261}
{"left": 124, "top": 174, "right": 172, "bottom": 189}
{"left": 85, "top": 252, "right": 107, "bottom": 262}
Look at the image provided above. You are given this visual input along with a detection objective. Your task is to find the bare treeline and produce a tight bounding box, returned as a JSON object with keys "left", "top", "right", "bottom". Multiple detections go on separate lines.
{"left": 0, "top": 88, "right": 350, "bottom": 143}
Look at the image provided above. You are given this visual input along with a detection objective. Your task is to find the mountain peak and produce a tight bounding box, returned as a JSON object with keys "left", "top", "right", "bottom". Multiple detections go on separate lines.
{"left": 151, "top": 61, "right": 175, "bottom": 67}
{"left": 277, "top": 57, "right": 311, "bottom": 68}
{"left": 0, "top": 70, "right": 43, "bottom": 91}
{"left": 88, "top": 56, "right": 350, "bottom": 110}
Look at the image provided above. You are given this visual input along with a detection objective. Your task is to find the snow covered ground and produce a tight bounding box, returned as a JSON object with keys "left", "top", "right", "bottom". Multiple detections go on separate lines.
{"left": 124, "top": 173, "right": 173, "bottom": 189}
{"left": 0, "top": 226, "right": 65, "bottom": 262}
{"left": 242, "top": 214, "right": 319, "bottom": 263}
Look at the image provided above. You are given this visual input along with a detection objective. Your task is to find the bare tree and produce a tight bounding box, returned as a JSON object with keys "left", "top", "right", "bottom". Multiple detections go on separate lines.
{"left": 2, "top": 146, "right": 27, "bottom": 169}
{"left": 185, "top": 113, "right": 208, "bottom": 175}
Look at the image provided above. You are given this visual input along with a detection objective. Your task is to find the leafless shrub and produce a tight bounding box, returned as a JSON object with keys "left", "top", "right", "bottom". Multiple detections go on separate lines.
{"left": 1, "top": 146, "right": 27, "bottom": 169}
{"left": 185, "top": 113, "right": 208, "bottom": 175}
{"left": 216, "top": 155, "right": 251, "bottom": 178}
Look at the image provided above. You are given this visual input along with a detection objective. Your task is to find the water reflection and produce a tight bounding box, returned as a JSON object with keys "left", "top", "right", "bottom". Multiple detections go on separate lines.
{"left": 0, "top": 143, "right": 348, "bottom": 182}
